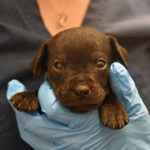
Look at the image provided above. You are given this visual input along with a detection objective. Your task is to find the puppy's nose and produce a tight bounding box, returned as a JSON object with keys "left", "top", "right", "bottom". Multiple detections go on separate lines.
{"left": 74, "top": 85, "right": 89, "bottom": 98}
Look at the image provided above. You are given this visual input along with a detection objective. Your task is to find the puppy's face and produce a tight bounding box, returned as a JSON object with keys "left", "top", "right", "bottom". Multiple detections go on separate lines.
{"left": 30, "top": 27, "right": 128, "bottom": 113}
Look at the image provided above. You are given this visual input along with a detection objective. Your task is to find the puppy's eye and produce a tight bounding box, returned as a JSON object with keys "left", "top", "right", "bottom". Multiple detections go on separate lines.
{"left": 97, "top": 59, "right": 105, "bottom": 68}
{"left": 54, "top": 62, "right": 64, "bottom": 70}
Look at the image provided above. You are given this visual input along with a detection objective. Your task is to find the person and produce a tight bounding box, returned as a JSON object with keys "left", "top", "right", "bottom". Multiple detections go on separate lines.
{"left": 7, "top": 62, "right": 150, "bottom": 150}
{"left": 0, "top": 0, "right": 150, "bottom": 149}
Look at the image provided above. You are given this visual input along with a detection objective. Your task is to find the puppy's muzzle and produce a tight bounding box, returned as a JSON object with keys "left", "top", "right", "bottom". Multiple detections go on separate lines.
{"left": 74, "top": 84, "right": 90, "bottom": 99}
{"left": 69, "top": 75, "right": 94, "bottom": 99}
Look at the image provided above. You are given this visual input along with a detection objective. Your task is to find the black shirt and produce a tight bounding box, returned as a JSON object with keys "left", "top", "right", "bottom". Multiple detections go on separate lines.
{"left": 0, "top": 0, "right": 150, "bottom": 149}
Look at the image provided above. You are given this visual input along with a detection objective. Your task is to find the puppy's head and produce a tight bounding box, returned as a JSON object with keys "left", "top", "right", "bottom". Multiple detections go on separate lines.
{"left": 30, "top": 27, "right": 128, "bottom": 113}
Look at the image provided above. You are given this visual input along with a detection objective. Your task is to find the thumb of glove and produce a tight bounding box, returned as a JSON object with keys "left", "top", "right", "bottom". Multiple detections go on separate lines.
{"left": 109, "top": 62, "right": 149, "bottom": 118}
{"left": 7, "top": 79, "right": 26, "bottom": 100}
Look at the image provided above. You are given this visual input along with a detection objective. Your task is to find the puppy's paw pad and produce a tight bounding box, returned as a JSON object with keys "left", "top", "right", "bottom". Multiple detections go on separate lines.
{"left": 10, "top": 91, "right": 39, "bottom": 112}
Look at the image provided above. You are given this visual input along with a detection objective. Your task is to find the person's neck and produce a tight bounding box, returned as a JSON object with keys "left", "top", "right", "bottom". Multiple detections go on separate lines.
{"left": 36, "top": 0, "right": 91, "bottom": 36}
{"left": 47, "top": 0, "right": 88, "bottom": 11}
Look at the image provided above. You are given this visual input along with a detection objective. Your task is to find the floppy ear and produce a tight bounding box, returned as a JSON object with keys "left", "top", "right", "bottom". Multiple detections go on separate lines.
{"left": 30, "top": 41, "right": 49, "bottom": 77}
{"left": 109, "top": 36, "right": 128, "bottom": 67}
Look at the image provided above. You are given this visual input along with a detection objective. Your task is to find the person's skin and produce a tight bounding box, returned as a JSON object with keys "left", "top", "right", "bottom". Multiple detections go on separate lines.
{"left": 36, "top": 0, "right": 91, "bottom": 36}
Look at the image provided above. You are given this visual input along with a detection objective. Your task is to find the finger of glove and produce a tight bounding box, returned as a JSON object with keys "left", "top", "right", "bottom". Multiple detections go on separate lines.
{"left": 110, "top": 62, "right": 149, "bottom": 117}
{"left": 7, "top": 79, "right": 26, "bottom": 100}
{"left": 16, "top": 115, "right": 61, "bottom": 150}
{"left": 38, "top": 81, "right": 100, "bottom": 128}
{"left": 15, "top": 109, "right": 103, "bottom": 150}
{"left": 15, "top": 110, "right": 78, "bottom": 140}
{"left": 15, "top": 110, "right": 96, "bottom": 145}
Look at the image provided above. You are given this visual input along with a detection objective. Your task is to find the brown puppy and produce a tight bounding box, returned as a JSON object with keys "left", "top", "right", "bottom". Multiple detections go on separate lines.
{"left": 11, "top": 27, "right": 129, "bottom": 129}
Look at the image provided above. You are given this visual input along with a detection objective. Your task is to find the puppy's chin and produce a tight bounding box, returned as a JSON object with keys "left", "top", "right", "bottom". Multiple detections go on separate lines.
{"left": 66, "top": 104, "right": 102, "bottom": 113}
{"left": 57, "top": 92, "right": 106, "bottom": 113}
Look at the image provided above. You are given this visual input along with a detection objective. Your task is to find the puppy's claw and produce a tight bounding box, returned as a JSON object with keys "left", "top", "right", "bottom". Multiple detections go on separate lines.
{"left": 112, "top": 124, "right": 115, "bottom": 129}
{"left": 11, "top": 101, "right": 16, "bottom": 105}
{"left": 125, "top": 119, "right": 129, "bottom": 124}
{"left": 103, "top": 121, "right": 107, "bottom": 126}
{"left": 119, "top": 124, "right": 122, "bottom": 128}
{"left": 29, "top": 106, "right": 31, "bottom": 111}
{"left": 18, "top": 103, "right": 21, "bottom": 108}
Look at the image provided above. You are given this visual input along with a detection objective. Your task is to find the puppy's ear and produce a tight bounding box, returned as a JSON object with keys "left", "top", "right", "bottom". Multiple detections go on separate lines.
{"left": 30, "top": 41, "right": 48, "bottom": 77}
{"left": 109, "top": 36, "right": 128, "bottom": 67}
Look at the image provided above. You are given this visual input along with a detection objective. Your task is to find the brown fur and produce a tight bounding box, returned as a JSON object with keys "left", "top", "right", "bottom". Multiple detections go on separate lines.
{"left": 11, "top": 27, "right": 129, "bottom": 129}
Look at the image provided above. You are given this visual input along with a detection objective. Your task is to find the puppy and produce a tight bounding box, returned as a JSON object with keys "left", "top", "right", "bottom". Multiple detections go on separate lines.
{"left": 11, "top": 27, "right": 129, "bottom": 129}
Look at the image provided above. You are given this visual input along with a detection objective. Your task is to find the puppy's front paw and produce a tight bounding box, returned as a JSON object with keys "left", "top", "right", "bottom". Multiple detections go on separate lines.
{"left": 10, "top": 90, "right": 39, "bottom": 112}
{"left": 100, "top": 98, "right": 129, "bottom": 129}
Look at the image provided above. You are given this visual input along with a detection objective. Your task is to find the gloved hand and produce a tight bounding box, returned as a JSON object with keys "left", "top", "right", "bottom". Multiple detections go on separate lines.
{"left": 7, "top": 62, "right": 150, "bottom": 150}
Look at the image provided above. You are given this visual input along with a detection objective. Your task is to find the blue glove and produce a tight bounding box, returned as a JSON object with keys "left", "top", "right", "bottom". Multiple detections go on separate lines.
{"left": 7, "top": 62, "right": 150, "bottom": 150}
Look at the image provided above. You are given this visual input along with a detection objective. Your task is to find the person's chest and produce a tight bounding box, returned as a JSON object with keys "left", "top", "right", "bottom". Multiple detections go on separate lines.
{"left": 36, "top": 0, "right": 91, "bottom": 36}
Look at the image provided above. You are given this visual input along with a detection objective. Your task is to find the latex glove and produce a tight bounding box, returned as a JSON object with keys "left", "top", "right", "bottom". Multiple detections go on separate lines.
{"left": 7, "top": 62, "right": 150, "bottom": 150}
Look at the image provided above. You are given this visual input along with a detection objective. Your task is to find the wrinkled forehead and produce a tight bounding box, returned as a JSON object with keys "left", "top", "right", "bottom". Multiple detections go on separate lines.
{"left": 49, "top": 28, "right": 112, "bottom": 62}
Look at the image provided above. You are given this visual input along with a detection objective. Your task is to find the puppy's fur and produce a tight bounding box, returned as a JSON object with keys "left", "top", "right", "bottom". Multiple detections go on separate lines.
{"left": 11, "top": 27, "right": 129, "bottom": 129}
